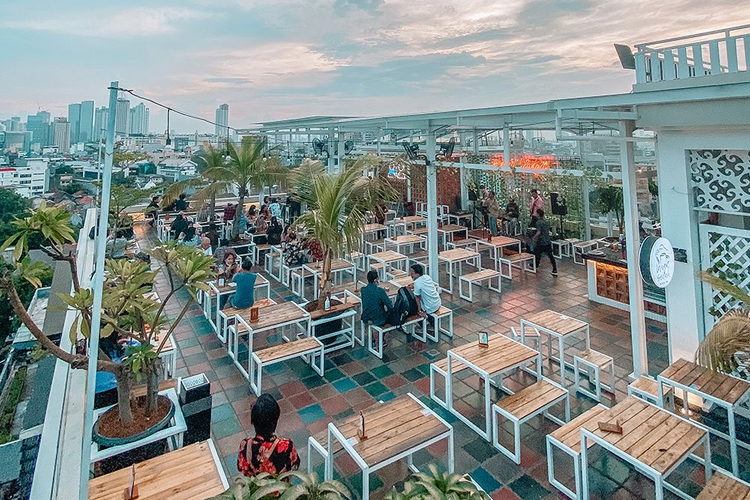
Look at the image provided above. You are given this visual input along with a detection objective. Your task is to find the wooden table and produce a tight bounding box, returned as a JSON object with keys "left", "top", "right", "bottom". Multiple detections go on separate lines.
{"left": 696, "top": 472, "right": 750, "bottom": 500}
{"left": 520, "top": 309, "right": 590, "bottom": 388}
{"left": 318, "top": 393, "right": 453, "bottom": 500}
{"left": 407, "top": 226, "right": 429, "bottom": 237}
{"left": 390, "top": 275, "right": 414, "bottom": 289}
{"left": 438, "top": 224, "right": 469, "bottom": 248}
{"left": 363, "top": 223, "right": 388, "bottom": 241}
{"left": 367, "top": 250, "right": 408, "bottom": 280}
{"left": 230, "top": 301, "right": 310, "bottom": 380}
{"left": 384, "top": 234, "right": 425, "bottom": 254}
{"left": 445, "top": 212, "right": 473, "bottom": 228}
{"left": 301, "top": 259, "right": 357, "bottom": 300}
{"left": 209, "top": 275, "right": 271, "bottom": 342}
{"left": 657, "top": 358, "right": 750, "bottom": 476}
{"left": 446, "top": 334, "right": 541, "bottom": 440}
{"left": 471, "top": 235, "right": 522, "bottom": 271}
{"left": 580, "top": 396, "right": 710, "bottom": 500}
{"left": 438, "top": 248, "right": 480, "bottom": 295}
{"left": 89, "top": 440, "right": 228, "bottom": 500}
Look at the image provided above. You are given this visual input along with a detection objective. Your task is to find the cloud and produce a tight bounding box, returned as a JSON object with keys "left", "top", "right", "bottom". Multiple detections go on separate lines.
{"left": 2, "top": 7, "right": 206, "bottom": 38}
{"left": 204, "top": 77, "right": 253, "bottom": 86}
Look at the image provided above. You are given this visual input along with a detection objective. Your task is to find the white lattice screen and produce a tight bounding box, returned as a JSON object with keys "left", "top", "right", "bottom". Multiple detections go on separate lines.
{"left": 699, "top": 224, "right": 750, "bottom": 332}
{"left": 689, "top": 149, "right": 750, "bottom": 214}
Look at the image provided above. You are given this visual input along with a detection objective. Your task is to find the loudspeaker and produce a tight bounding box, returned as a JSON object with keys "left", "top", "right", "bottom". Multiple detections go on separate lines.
{"left": 550, "top": 192, "right": 567, "bottom": 216}
{"left": 180, "top": 374, "right": 212, "bottom": 445}
{"left": 468, "top": 189, "right": 477, "bottom": 201}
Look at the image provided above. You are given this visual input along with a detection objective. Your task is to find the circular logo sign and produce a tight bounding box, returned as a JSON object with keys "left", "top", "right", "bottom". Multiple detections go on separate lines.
{"left": 639, "top": 236, "right": 674, "bottom": 288}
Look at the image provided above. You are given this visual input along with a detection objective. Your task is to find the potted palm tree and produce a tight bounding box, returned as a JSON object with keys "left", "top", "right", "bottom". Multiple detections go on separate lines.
{"left": 293, "top": 155, "right": 397, "bottom": 310}
{"left": 0, "top": 203, "right": 216, "bottom": 445}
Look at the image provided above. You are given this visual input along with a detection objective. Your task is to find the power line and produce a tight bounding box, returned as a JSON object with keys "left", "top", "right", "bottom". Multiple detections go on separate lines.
{"left": 108, "top": 86, "right": 238, "bottom": 133}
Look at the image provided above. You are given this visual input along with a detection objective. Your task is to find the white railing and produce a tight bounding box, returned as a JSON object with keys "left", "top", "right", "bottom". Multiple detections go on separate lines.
{"left": 634, "top": 24, "right": 750, "bottom": 84}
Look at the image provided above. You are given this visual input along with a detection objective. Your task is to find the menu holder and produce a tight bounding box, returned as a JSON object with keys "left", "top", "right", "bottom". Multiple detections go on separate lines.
{"left": 357, "top": 411, "right": 367, "bottom": 440}
{"left": 123, "top": 465, "right": 139, "bottom": 499}
{"left": 597, "top": 420, "right": 623, "bottom": 434}
{"left": 250, "top": 306, "right": 259, "bottom": 323}
{"left": 478, "top": 332, "right": 489, "bottom": 348}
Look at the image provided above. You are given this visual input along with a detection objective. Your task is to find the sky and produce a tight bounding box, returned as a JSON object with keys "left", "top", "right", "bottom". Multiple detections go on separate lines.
{"left": 0, "top": 0, "right": 743, "bottom": 133}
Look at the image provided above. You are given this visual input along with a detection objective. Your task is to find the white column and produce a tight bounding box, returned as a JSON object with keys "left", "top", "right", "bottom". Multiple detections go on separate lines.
{"left": 426, "top": 128, "right": 439, "bottom": 283}
{"left": 337, "top": 132, "right": 345, "bottom": 173}
{"left": 459, "top": 160, "right": 468, "bottom": 211}
{"left": 619, "top": 121, "right": 648, "bottom": 378}
{"left": 472, "top": 128, "right": 479, "bottom": 155}
{"left": 503, "top": 125, "right": 511, "bottom": 167}
{"left": 376, "top": 127, "right": 382, "bottom": 155}
{"left": 327, "top": 127, "right": 335, "bottom": 173}
{"left": 582, "top": 177, "right": 592, "bottom": 240}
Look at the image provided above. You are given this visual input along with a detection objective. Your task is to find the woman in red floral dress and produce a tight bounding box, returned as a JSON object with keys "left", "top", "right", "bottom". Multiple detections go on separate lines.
{"left": 237, "top": 394, "right": 300, "bottom": 477}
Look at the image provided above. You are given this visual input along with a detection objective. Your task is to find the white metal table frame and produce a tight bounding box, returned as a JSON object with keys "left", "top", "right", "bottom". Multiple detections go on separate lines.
{"left": 300, "top": 261, "right": 357, "bottom": 301}
{"left": 90, "top": 388, "right": 186, "bottom": 463}
{"left": 438, "top": 225, "right": 469, "bottom": 249}
{"left": 580, "top": 421, "right": 711, "bottom": 500}
{"left": 383, "top": 235, "right": 425, "bottom": 255}
{"left": 572, "top": 240, "right": 600, "bottom": 265}
{"left": 231, "top": 303, "right": 311, "bottom": 380}
{"left": 552, "top": 239, "right": 573, "bottom": 259}
{"left": 308, "top": 307, "right": 358, "bottom": 356}
{"left": 206, "top": 439, "right": 230, "bottom": 490}
{"left": 474, "top": 238, "right": 522, "bottom": 272}
{"left": 446, "top": 341, "right": 542, "bottom": 441}
{"left": 520, "top": 317, "right": 590, "bottom": 388}
{"left": 657, "top": 373, "right": 750, "bottom": 477}
{"left": 438, "top": 251, "right": 480, "bottom": 295}
{"left": 367, "top": 252, "right": 408, "bottom": 281}
{"left": 446, "top": 213, "right": 473, "bottom": 229}
{"left": 263, "top": 245, "right": 284, "bottom": 282}
{"left": 323, "top": 393, "right": 455, "bottom": 500}
{"left": 212, "top": 278, "right": 271, "bottom": 343}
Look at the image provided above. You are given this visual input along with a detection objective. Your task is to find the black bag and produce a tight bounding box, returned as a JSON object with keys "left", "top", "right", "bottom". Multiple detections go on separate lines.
{"left": 389, "top": 286, "right": 419, "bottom": 326}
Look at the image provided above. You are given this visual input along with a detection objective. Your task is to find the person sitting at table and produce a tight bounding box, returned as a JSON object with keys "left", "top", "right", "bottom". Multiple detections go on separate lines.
{"left": 180, "top": 226, "right": 202, "bottom": 247}
{"left": 170, "top": 212, "right": 188, "bottom": 240}
{"left": 266, "top": 216, "right": 283, "bottom": 245}
{"left": 361, "top": 270, "right": 393, "bottom": 327}
{"left": 410, "top": 263, "right": 442, "bottom": 331}
{"left": 247, "top": 204, "right": 257, "bottom": 219}
{"left": 227, "top": 257, "right": 257, "bottom": 309}
{"left": 213, "top": 239, "right": 231, "bottom": 265}
{"left": 405, "top": 201, "right": 416, "bottom": 217}
{"left": 200, "top": 237, "right": 213, "bottom": 256}
{"left": 503, "top": 197, "right": 520, "bottom": 234}
{"left": 483, "top": 191, "right": 501, "bottom": 237}
{"left": 146, "top": 195, "right": 160, "bottom": 227}
{"left": 268, "top": 197, "right": 282, "bottom": 219}
{"left": 282, "top": 232, "right": 306, "bottom": 268}
{"left": 205, "top": 223, "right": 220, "bottom": 252}
{"left": 238, "top": 393, "right": 300, "bottom": 478}
{"left": 219, "top": 249, "right": 239, "bottom": 280}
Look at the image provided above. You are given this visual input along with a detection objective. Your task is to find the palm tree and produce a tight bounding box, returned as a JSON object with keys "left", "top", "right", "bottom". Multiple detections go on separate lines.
{"left": 696, "top": 271, "right": 750, "bottom": 373}
{"left": 596, "top": 185, "right": 624, "bottom": 234}
{"left": 293, "top": 155, "right": 397, "bottom": 309}
{"left": 162, "top": 142, "right": 227, "bottom": 217}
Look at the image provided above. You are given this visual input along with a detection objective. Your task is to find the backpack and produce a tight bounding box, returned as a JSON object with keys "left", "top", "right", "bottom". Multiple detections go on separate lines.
{"left": 389, "top": 286, "right": 419, "bottom": 326}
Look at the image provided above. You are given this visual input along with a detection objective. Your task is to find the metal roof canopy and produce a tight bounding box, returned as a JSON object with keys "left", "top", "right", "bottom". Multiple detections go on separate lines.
{"left": 242, "top": 80, "right": 750, "bottom": 135}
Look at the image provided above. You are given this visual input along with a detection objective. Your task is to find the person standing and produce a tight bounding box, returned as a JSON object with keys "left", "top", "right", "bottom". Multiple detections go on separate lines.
{"left": 146, "top": 196, "right": 160, "bottom": 227}
{"left": 529, "top": 189, "right": 544, "bottom": 227}
{"left": 269, "top": 198, "right": 282, "bottom": 218}
{"left": 483, "top": 191, "right": 501, "bottom": 237}
{"left": 532, "top": 210, "right": 558, "bottom": 276}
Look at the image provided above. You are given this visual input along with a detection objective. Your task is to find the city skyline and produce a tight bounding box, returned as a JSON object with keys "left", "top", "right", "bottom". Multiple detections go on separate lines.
{"left": 0, "top": 1, "right": 745, "bottom": 134}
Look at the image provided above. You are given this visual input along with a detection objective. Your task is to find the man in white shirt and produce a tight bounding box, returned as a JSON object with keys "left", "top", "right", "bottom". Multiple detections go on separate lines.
{"left": 410, "top": 263, "right": 441, "bottom": 330}
{"left": 200, "top": 237, "right": 213, "bottom": 256}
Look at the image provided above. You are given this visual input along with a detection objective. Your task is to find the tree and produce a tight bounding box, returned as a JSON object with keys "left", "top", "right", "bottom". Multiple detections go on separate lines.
{"left": 0, "top": 203, "right": 215, "bottom": 424}
{"left": 293, "top": 155, "right": 397, "bottom": 309}
{"left": 596, "top": 185, "right": 624, "bottom": 234}
{"left": 162, "top": 142, "right": 228, "bottom": 217}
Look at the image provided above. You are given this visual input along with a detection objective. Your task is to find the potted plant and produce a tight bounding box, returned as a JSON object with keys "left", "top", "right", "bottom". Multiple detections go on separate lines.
{"left": 293, "top": 155, "right": 397, "bottom": 312}
{"left": 208, "top": 472, "right": 350, "bottom": 500}
{"left": 0, "top": 203, "right": 216, "bottom": 445}
{"left": 595, "top": 184, "right": 624, "bottom": 236}
{"left": 383, "top": 465, "right": 489, "bottom": 499}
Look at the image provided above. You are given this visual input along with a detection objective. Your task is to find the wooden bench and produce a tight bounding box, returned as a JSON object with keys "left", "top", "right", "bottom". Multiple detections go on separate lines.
{"left": 458, "top": 268, "right": 501, "bottom": 302}
{"left": 428, "top": 305, "right": 453, "bottom": 339}
{"left": 365, "top": 315, "right": 425, "bottom": 359}
{"left": 627, "top": 376, "right": 674, "bottom": 407}
{"left": 696, "top": 472, "right": 750, "bottom": 500}
{"left": 250, "top": 336, "right": 324, "bottom": 396}
{"left": 365, "top": 239, "right": 385, "bottom": 254}
{"left": 386, "top": 268, "right": 407, "bottom": 280}
{"left": 430, "top": 357, "right": 470, "bottom": 408}
{"left": 492, "top": 379, "right": 569, "bottom": 464}
{"left": 347, "top": 251, "right": 366, "bottom": 271}
{"left": 573, "top": 349, "right": 615, "bottom": 403}
{"left": 446, "top": 238, "right": 477, "bottom": 251}
{"left": 545, "top": 404, "right": 609, "bottom": 499}
{"left": 498, "top": 251, "right": 536, "bottom": 279}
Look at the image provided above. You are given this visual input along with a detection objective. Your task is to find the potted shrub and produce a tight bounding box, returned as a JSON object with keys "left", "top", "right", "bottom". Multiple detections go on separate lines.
{"left": 0, "top": 203, "right": 216, "bottom": 445}
{"left": 209, "top": 471, "right": 350, "bottom": 500}
{"left": 383, "top": 465, "right": 489, "bottom": 499}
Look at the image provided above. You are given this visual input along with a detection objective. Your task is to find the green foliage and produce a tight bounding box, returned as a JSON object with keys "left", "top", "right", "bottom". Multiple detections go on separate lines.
{"left": 124, "top": 342, "right": 159, "bottom": 382}
{"left": 278, "top": 471, "right": 351, "bottom": 500}
{"left": 0, "top": 261, "right": 52, "bottom": 345}
{"left": 0, "top": 367, "right": 27, "bottom": 444}
{"left": 208, "top": 473, "right": 288, "bottom": 500}
{"left": 1, "top": 202, "right": 76, "bottom": 261}
{"left": 595, "top": 185, "right": 624, "bottom": 233}
{"left": 0, "top": 190, "right": 32, "bottom": 246}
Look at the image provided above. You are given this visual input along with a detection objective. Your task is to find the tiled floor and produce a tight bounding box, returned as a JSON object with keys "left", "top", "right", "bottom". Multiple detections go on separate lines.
{"left": 144, "top": 227, "right": 744, "bottom": 499}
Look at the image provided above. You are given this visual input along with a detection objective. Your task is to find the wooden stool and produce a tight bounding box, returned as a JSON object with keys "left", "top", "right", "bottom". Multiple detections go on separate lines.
{"left": 573, "top": 349, "right": 615, "bottom": 402}
{"left": 459, "top": 268, "right": 501, "bottom": 302}
{"left": 627, "top": 376, "right": 674, "bottom": 407}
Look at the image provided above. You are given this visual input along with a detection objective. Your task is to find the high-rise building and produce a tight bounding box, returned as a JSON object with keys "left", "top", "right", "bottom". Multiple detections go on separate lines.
{"left": 26, "top": 111, "right": 50, "bottom": 147}
{"left": 129, "top": 102, "right": 149, "bottom": 136}
{"left": 50, "top": 117, "right": 71, "bottom": 153}
{"left": 94, "top": 107, "right": 109, "bottom": 141}
{"left": 215, "top": 103, "right": 229, "bottom": 137}
{"left": 115, "top": 98, "right": 130, "bottom": 136}
{"left": 67, "top": 103, "right": 81, "bottom": 143}
{"left": 79, "top": 100, "right": 94, "bottom": 143}
{"left": 11, "top": 117, "right": 20, "bottom": 131}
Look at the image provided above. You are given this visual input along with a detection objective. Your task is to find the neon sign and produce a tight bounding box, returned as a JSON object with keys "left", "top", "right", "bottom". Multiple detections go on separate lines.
{"left": 489, "top": 153, "right": 557, "bottom": 170}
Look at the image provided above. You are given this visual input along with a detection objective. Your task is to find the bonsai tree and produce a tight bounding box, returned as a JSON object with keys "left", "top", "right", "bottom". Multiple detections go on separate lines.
{"left": 293, "top": 155, "right": 397, "bottom": 309}
{"left": 696, "top": 272, "right": 750, "bottom": 374}
{"left": 0, "top": 203, "right": 215, "bottom": 428}
{"left": 596, "top": 184, "right": 624, "bottom": 235}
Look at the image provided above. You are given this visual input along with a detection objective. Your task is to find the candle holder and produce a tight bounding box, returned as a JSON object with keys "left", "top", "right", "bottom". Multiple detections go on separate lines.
{"left": 250, "top": 306, "right": 259, "bottom": 323}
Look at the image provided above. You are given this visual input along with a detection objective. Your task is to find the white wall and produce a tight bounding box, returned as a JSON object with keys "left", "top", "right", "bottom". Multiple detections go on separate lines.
{"left": 647, "top": 124, "right": 750, "bottom": 363}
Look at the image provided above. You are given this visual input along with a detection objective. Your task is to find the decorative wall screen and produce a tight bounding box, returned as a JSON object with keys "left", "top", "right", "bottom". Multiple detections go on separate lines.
{"left": 689, "top": 149, "right": 750, "bottom": 215}
{"left": 699, "top": 224, "right": 750, "bottom": 333}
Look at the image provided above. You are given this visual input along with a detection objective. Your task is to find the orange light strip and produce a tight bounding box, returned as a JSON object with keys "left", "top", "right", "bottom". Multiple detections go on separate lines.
{"left": 489, "top": 153, "right": 556, "bottom": 170}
